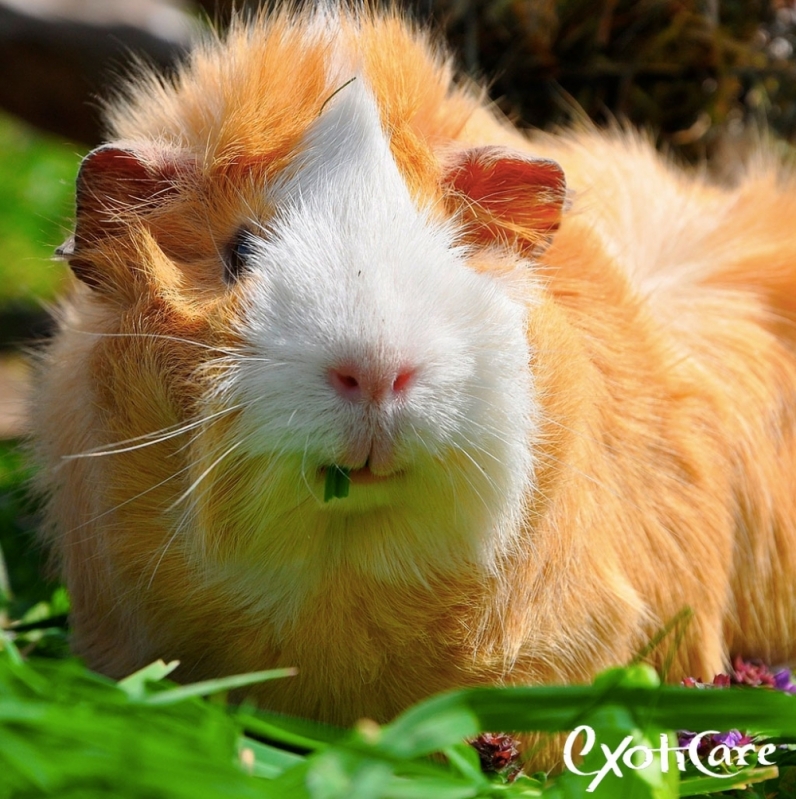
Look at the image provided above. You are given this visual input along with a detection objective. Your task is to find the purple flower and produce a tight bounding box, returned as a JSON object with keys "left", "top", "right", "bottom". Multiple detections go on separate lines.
{"left": 677, "top": 729, "right": 754, "bottom": 757}
{"left": 712, "top": 730, "right": 754, "bottom": 748}
{"left": 678, "top": 730, "right": 697, "bottom": 750}
{"left": 676, "top": 658, "right": 795, "bottom": 764}
{"left": 773, "top": 668, "right": 796, "bottom": 694}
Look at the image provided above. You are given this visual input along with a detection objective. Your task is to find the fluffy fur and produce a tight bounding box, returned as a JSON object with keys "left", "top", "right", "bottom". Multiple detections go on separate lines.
{"left": 31, "top": 2, "right": 796, "bottom": 761}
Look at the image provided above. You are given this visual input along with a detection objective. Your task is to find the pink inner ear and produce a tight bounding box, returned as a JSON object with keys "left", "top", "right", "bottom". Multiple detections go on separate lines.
{"left": 446, "top": 146, "right": 566, "bottom": 241}
{"left": 76, "top": 145, "right": 188, "bottom": 216}
{"left": 69, "top": 144, "right": 192, "bottom": 288}
{"left": 79, "top": 146, "right": 155, "bottom": 188}
{"left": 73, "top": 144, "right": 191, "bottom": 243}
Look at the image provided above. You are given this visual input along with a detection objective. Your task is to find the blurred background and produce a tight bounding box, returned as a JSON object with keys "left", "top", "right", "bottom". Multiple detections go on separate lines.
{"left": 1, "top": 0, "right": 796, "bottom": 611}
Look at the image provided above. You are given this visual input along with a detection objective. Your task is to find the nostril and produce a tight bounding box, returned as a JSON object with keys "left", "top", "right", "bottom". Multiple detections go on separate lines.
{"left": 329, "top": 367, "right": 362, "bottom": 400}
{"left": 329, "top": 364, "right": 417, "bottom": 403}
{"left": 338, "top": 373, "right": 359, "bottom": 389}
{"left": 392, "top": 369, "right": 415, "bottom": 393}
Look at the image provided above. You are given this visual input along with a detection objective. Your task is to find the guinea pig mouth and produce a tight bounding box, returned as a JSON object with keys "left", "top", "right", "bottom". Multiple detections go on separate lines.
{"left": 320, "top": 464, "right": 394, "bottom": 485}
{"left": 321, "top": 461, "right": 398, "bottom": 503}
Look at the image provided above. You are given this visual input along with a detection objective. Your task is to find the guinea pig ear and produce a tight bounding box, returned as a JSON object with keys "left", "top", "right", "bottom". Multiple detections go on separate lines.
{"left": 444, "top": 146, "right": 566, "bottom": 253}
{"left": 64, "top": 145, "right": 188, "bottom": 288}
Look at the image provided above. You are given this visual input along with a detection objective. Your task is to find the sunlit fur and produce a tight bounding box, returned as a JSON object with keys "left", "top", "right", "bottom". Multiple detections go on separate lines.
{"left": 31, "top": 2, "right": 796, "bottom": 761}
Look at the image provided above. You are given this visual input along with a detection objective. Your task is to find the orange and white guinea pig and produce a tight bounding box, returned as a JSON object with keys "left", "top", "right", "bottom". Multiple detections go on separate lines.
{"left": 32, "top": 3, "right": 796, "bottom": 731}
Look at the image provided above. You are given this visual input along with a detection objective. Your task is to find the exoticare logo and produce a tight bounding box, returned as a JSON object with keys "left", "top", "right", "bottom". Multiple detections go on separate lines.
{"left": 563, "top": 725, "right": 777, "bottom": 792}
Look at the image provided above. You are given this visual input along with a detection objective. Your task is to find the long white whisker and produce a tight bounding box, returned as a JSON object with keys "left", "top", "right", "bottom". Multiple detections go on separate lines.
{"left": 164, "top": 440, "right": 243, "bottom": 513}
{"left": 534, "top": 448, "right": 647, "bottom": 514}
{"left": 146, "top": 527, "right": 184, "bottom": 590}
{"left": 299, "top": 434, "right": 315, "bottom": 499}
{"left": 540, "top": 414, "right": 692, "bottom": 487}
{"left": 444, "top": 442, "right": 496, "bottom": 513}
{"left": 59, "top": 326, "right": 279, "bottom": 363}
{"left": 62, "top": 403, "right": 246, "bottom": 459}
{"left": 67, "top": 460, "right": 197, "bottom": 541}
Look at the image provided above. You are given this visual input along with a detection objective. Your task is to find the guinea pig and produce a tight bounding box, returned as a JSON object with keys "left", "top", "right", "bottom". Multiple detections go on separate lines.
{"left": 32, "top": 3, "right": 796, "bottom": 735}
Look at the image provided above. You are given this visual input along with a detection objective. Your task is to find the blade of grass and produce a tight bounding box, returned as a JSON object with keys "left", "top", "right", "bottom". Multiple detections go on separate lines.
{"left": 144, "top": 667, "right": 297, "bottom": 705}
{"left": 117, "top": 659, "right": 180, "bottom": 699}
{"left": 238, "top": 737, "right": 305, "bottom": 779}
{"left": 678, "top": 765, "right": 778, "bottom": 796}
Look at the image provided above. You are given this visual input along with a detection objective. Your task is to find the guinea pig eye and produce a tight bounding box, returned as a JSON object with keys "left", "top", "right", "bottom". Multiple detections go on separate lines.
{"left": 224, "top": 228, "right": 258, "bottom": 283}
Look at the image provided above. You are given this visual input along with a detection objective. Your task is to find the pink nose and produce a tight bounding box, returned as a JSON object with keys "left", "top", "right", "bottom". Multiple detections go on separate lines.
{"left": 329, "top": 364, "right": 416, "bottom": 403}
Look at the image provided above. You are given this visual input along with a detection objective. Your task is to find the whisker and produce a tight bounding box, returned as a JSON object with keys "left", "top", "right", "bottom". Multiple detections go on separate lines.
{"left": 67, "top": 460, "right": 198, "bottom": 542}
{"left": 298, "top": 434, "right": 316, "bottom": 499}
{"left": 443, "top": 441, "right": 497, "bottom": 514}
{"left": 540, "top": 414, "right": 692, "bottom": 489}
{"left": 146, "top": 526, "right": 185, "bottom": 590}
{"left": 164, "top": 440, "right": 243, "bottom": 514}
{"left": 534, "top": 448, "right": 648, "bottom": 515}
{"left": 62, "top": 403, "right": 247, "bottom": 459}
{"left": 58, "top": 326, "right": 274, "bottom": 362}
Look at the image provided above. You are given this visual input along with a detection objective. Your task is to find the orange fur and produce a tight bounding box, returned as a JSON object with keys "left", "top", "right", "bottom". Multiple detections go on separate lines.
{"left": 31, "top": 4, "right": 796, "bottom": 766}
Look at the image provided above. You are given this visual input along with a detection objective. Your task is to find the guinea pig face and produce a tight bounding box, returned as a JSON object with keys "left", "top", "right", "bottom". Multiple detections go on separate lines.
{"left": 62, "top": 68, "right": 565, "bottom": 613}
{"left": 194, "top": 81, "right": 541, "bottom": 596}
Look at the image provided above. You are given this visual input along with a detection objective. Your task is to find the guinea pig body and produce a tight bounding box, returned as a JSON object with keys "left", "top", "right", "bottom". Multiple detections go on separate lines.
{"left": 32, "top": 5, "right": 796, "bottom": 729}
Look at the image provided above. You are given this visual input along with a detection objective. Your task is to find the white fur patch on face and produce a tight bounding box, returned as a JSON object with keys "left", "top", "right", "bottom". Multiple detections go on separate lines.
{"left": 202, "top": 76, "right": 539, "bottom": 613}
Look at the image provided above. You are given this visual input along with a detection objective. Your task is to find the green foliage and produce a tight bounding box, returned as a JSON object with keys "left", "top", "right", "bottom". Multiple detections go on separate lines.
{"left": 2, "top": 618, "right": 796, "bottom": 799}
{"left": 0, "top": 643, "right": 276, "bottom": 799}
{"left": 0, "top": 112, "right": 81, "bottom": 308}
{"left": 0, "top": 440, "right": 56, "bottom": 622}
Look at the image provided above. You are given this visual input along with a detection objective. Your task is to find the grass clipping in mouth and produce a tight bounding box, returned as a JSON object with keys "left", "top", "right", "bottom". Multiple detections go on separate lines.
{"left": 324, "top": 465, "right": 351, "bottom": 502}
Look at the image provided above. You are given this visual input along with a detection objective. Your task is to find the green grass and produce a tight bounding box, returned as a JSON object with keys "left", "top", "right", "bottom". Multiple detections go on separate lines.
{"left": 2, "top": 614, "right": 796, "bottom": 799}
{"left": 0, "top": 112, "right": 83, "bottom": 308}
{"left": 0, "top": 441, "right": 56, "bottom": 622}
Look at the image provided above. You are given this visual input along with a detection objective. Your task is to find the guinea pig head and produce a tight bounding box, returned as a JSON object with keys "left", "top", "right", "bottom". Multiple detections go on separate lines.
{"left": 62, "top": 78, "right": 566, "bottom": 622}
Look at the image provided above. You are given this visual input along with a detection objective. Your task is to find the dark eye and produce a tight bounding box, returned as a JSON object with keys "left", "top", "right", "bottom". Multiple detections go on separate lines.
{"left": 224, "top": 228, "right": 257, "bottom": 283}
